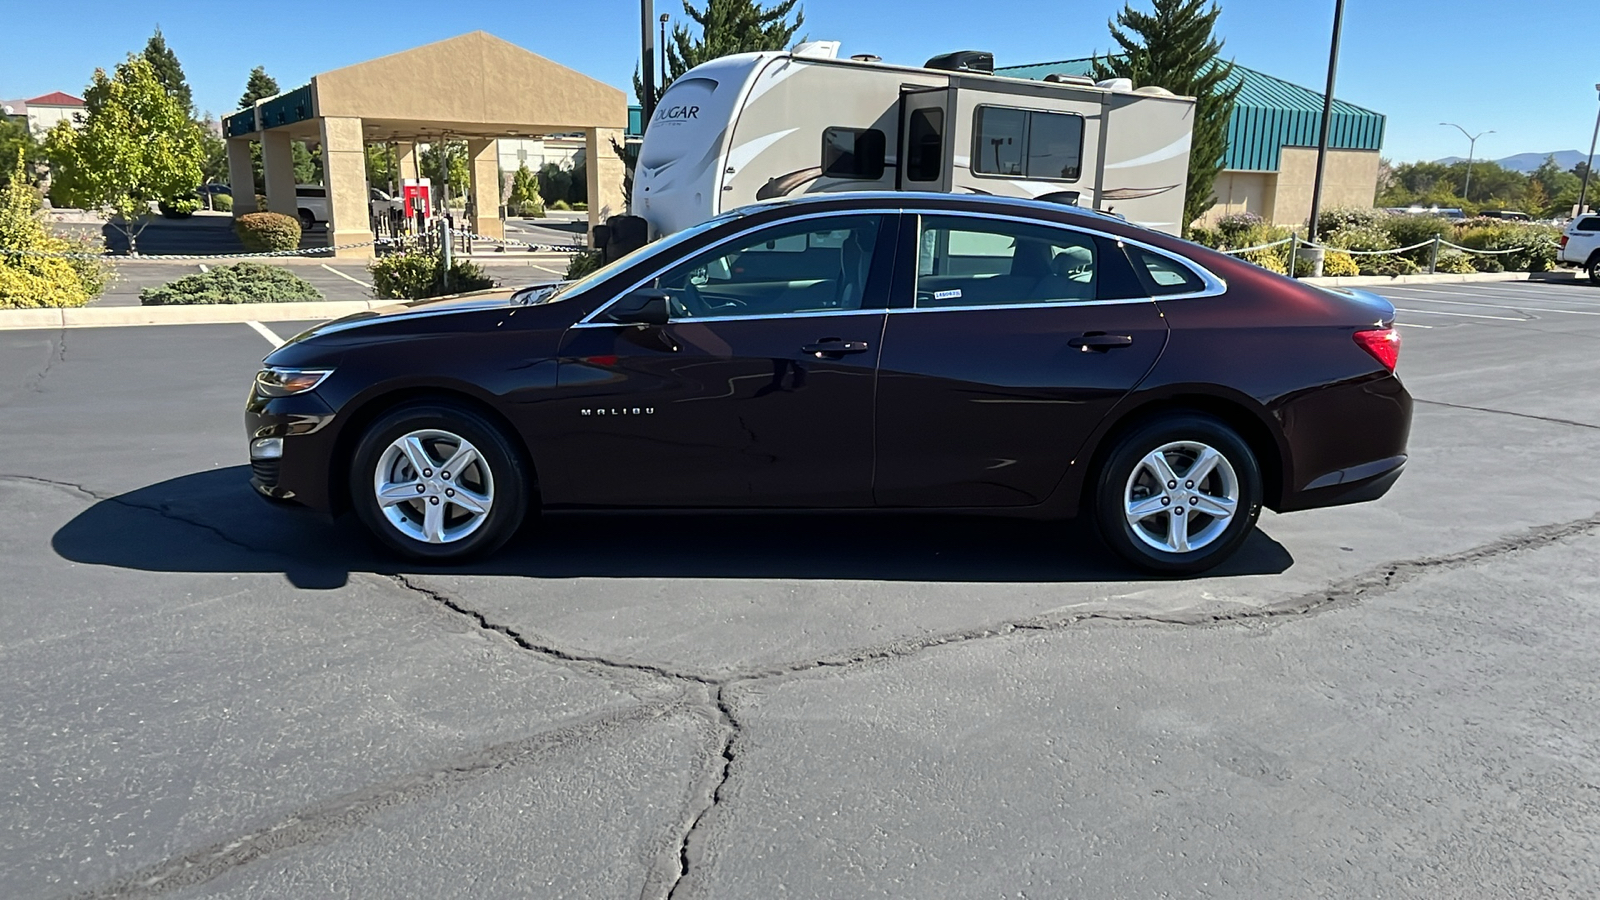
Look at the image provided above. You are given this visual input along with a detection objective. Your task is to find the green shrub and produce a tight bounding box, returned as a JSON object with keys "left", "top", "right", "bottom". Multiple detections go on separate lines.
{"left": 1325, "top": 223, "right": 1396, "bottom": 254}
{"left": 139, "top": 262, "right": 323, "bottom": 305}
{"left": 158, "top": 197, "right": 202, "bottom": 219}
{"left": 234, "top": 211, "right": 301, "bottom": 252}
{"left": 573, "top": 201, "right": 588, "bottom": 211}
{"left": 1454, "top": 222, "right": 1560, "bottom": 272}
{"left": 1321, "top": 250, "right": 1360, "bottom": 277}
{"left": 1216, "top": 212, "right": 1265, "bottom": 245}
{"left": 1435, "top": 249, "right": 1476, "bottom": 275}
{"left": 0, "top": 153, "right": 100, "bottom": 308}
{"left": 368, "top": 251, "right": 496, "bottom": 300}
{"left": 1316, "top": 205, "right": 1385, "bottom": 236}
{"left": 514, "top": 198, "right": 545, "bottom": 218}
{"left": 1380, "top": 214, "right": 1453, "bottom": 264}
{"left": 565, "top": 249, "right": 603, "bottom": 280}
{"left": 1361, "top": 255, "right": 1421, "bottom": 277}
{"left": 1242, "top": 247, "right": 1287, "bottom": 274}
{"left": 211, "top": 192, "right": 233, "bottom": 212}
{"left": 1187, "top": 225, "right": 1221, "bottom": 249}
{"left": 1474, "top": 255, "right": 1504, "bottom": 273}
{"left": 551, "top": 199, "right": 572, "bottom": 211}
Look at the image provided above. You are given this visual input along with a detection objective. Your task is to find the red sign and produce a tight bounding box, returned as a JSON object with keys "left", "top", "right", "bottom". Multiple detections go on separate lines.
{"left": 401, "top": 178, "right": 432, "bottom": 220}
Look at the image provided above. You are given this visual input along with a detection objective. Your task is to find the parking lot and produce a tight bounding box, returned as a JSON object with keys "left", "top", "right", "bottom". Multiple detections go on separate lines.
{"left": 3, "top": 279, "right": 1600, "bottom": 897}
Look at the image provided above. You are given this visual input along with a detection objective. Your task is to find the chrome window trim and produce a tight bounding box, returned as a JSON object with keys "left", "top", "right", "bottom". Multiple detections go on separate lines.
{"left": 570, "top": 308, "right": 886, "bottom": 329}
{"left": 889, "top": 297, "right": 1154, "bottom": 315}
{"left": 909, "top": 209, "right": 1226, "bottom": 306}
{"left": 575, "top": 204, "right": 1225, "bottom": 328}
{"left": 576, "top": 208, "right": 906, "bottom": 326}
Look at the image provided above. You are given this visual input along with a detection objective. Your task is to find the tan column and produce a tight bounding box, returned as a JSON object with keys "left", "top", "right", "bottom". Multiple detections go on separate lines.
{"left": 319, "top": 116, "right": 372, "bottom": 259}
{"left": 260, "top": 130, "right": 296, "bottom": 218}
{"left": 394, "top": 141, "right": 418, "bottom": 186}
{"left": 585, "top": 128, "right": 626, "bottom": 247}
{"left": 466, "top": 138, "right": 503, "bottom": 241}
{"left": 225, "top": 138, "right": 257, "bottom": 215}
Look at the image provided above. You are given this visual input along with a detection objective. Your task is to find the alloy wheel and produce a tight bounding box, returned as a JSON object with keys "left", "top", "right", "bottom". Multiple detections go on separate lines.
{"left": 1123, "top": 440, "right": 1240, "bottom": 555}
{"left": 372, "top": 429, "right": 495, "bottom": 544}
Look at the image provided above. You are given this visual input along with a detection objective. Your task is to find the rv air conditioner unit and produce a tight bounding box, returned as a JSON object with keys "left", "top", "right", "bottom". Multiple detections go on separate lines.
{"left": 1044, "top": 73, "right": 1097, "bottom": 86}
{"left": 1096, "top": 77, "right": 1135, "bottom": 91}
{"left": 924, "top": 51, "right": 994, "bottom": 74}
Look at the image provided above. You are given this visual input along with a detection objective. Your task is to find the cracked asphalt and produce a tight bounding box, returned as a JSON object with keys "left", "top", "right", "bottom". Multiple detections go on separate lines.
{"left": 3, "top": 280, "right": 1600, "bottom": 898}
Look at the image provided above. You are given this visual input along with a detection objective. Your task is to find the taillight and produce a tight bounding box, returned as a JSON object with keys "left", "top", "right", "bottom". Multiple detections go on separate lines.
{"left": 1560, "top": 235, "right": 1570, "bottom": 249}
{"left": 1353, "top": 328, "right": 1400, "bottom": 371}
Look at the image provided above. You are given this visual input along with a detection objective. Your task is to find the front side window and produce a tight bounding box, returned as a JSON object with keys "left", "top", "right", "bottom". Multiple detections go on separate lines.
{"left": 973, "top": 106, "right": 1085, "bottom": 182}
{"left": 653, "top": 215, "right": 883, "bottom": 317}
{"left": 915, "top": 215, "right": 1098, "bottom": 307}
{"left": 822, "top": 127, "right": 886, "bottom": 180}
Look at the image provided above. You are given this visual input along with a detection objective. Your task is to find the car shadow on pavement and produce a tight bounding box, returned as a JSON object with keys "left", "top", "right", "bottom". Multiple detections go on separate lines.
{"left": 51, "top": 467, "right": 1293, "bottom": 589}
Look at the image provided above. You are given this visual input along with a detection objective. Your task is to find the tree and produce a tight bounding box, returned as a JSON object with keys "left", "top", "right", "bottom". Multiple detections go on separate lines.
{"left": 44, "top": 56, "right": 205, "bottom": 253}
{"left": 507, "top": 163, "right": 544, "bottom": 216}
{"left": 1091, "top": 0, "right": 1242, "bottom": 233}
{"left": 198, "top": 113, "right": 228, "bottom": 185}
{"left": 421, "top": 141, "right": 470, "bottom": 199}
{"left": 644, "top": 0, "right": 805, "bottom": 106}
{"left": 238, "top": 66, "right": 280, "bottom": 109}
{"left": 142, "top": 27, "right": 194, "bottom": 117}
{"left": 0, "top": 117, "right": 44, "bottom": 191}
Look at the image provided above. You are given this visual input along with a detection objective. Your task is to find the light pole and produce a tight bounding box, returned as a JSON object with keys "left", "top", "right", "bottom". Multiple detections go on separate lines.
{"left": 1306, "top": 0, "right": 1345, "bottom": 252}
{"left": 1440, "top": 123, "right": 1493, "bottom": 203}
{"left": 1577, "top": 83, "right": 1600, "bottom": 217}
{"left": 640, "top": 0, "right": 657, "bottom": 125}
{"left": 660, "top": 13, "right": 670, "bottom": 92}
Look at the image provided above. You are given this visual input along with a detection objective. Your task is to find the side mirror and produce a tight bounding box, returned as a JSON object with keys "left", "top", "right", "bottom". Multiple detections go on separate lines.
{"left": 604, "top": 290, "right": 670, "bottom": 326}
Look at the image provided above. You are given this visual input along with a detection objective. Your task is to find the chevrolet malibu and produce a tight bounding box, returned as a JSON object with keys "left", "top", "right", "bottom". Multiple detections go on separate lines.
{"left": 246, "top": 193, "right": 1411, "bottom": 574}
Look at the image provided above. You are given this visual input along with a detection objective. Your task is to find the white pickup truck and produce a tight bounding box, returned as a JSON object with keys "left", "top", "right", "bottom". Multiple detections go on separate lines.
{"left": 1558, "top": 213, "right": 1600, "bottom": 283}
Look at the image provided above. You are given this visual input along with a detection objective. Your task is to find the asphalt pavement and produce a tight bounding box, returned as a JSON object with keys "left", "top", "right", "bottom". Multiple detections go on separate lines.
{"left": 2, "top": 281, "right": 1599, "bottom": 897}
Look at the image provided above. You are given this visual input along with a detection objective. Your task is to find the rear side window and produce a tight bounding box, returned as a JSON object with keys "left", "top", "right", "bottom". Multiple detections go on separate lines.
{"left": 914, "top": 215, "right": 1100, "bottom": 307}
{"left": 905, "top": 108, "right": 944, "bottom": 182}
{"left": 821, "top": 127, "right": 887, "bottom": 180}
{"left": 1576, "top": 217, "right": 1600, "bottom": 231}
{"left": 1125, "top": 246, "right": 1205, "bottom": 296}
{"left": 296, "top": 187, "right": 326, "bottom": 198}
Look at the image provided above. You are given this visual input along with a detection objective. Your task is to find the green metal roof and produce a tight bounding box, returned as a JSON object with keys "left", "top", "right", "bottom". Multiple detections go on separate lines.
{"left": 995, "top": 59, "right": 1385, "bottom": 172}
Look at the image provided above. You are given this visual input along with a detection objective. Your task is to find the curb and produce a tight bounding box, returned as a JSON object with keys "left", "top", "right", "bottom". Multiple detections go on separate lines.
{"left": 1300, "top": 271, "right": 1581, "bottom": 287}
{"left": 0, "top": 300, "right": 389, "bottom": 331}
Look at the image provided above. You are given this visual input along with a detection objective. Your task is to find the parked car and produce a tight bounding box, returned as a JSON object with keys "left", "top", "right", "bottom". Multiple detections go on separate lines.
{"left": 245, "top": 193, "right": 1412, "bottom": 574}
{"left": 295, "top": 185, "right": 327, "bottom": 228}
{"left": 1558, "top": 213, "right": 1600, "bottom": 283}
{"left": 1476, "top": 209, "right": 1530, "bottom": 221}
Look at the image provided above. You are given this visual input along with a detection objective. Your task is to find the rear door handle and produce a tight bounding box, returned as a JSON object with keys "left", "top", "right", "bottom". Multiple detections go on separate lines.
{"left": 801, "top": 339, "right": 871, "bottom": 358}
{"left": 1069, "top": 333, "right": 1134, "bottom": 351}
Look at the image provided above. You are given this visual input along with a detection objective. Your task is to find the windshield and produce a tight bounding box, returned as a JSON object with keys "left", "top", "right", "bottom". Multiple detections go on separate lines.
{"left": 523, "top": 209, "right": 752, "bottom": 305}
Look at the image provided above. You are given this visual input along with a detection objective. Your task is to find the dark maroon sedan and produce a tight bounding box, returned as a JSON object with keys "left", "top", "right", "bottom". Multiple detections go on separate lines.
{"left": 246, "top": 193, "right": 1410, "bottom": 573}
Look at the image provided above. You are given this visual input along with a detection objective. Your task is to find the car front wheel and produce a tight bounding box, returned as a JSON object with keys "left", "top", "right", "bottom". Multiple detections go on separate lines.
{"left": 1588, "top": 256, "right": 1600, "bottom": 286}
{"left": 1093, "top": 414, "right": 1263, "bottom": 575}
{"left": 350, "top": 403, "right": 529, "bottom": 561}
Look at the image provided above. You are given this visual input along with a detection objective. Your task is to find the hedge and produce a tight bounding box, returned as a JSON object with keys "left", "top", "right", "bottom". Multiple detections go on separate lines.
{"left": 368, "top": 251, "right": 495, "bottom": 300}
{"left": 139, "top": 262, "right": 323, "bottom": 305}
{"left": 234, "top": 212, "right": 300, "bottom": 253}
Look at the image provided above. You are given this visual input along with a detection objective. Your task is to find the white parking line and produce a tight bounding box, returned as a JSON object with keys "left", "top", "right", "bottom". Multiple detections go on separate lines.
{"left": 1390, "top": 307, "right": 1528, "bottom": 321}
{"left": 530, "top": 263, "right": 566, "bottom": 276}
{"left": 1379, "top": 289, "right": 1600, "bottom": 317}
{"left": 246, "top": 321, "right": 284, "bottom": 347}
{"left": 1393, "top": 322, "right": 1434, "bottom": 328}
{"left": 321, "top": 263, "right": 373, "bottom": 288}
{"left": 197, "top": 264, "right": 209, "bottom": 273}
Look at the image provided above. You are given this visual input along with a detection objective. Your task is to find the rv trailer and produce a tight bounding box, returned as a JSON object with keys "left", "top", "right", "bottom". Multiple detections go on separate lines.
{"left": 632, "top": 42, "right": 1198, "bottom": 238}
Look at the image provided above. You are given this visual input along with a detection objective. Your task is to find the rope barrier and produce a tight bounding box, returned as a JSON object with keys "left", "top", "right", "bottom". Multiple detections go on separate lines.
{"left": 1, "top": 232, "right": 586, "bottom": 261}
{"left": 1217, "top": 237, "right": 1293, "bottom": 255}
{"left": 1438, "top": 240, "right": 1527, "bottom": 256}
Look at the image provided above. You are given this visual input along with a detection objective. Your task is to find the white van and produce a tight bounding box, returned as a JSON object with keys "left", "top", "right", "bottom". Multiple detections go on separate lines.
{"left": 633, "top": 44, "right": 1197, "bottom": 237}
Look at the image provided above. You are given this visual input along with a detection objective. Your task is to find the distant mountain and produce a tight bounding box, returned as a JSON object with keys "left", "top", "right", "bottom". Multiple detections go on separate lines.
{"left": 1434, "top": 150, "right": 1588, "bottom": 172}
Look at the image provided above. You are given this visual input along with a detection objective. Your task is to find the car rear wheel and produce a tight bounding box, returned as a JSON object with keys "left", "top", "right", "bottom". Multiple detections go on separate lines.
{"left": 1588, "top": 255, "right": 1600, "bottom": 286}
{"left": 299, "top": 209, "right": 316, "bottom": 229}
{"left": 1093, "top": 414, "right": 1263, "bottom": 575}
{"left": 350, "top": 403, "right": 529, "bottom": 561}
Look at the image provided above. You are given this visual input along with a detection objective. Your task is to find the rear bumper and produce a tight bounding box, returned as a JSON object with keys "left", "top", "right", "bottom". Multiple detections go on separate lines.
{"left": 1279, "top": 454, "right": 1405, "bottom": 512}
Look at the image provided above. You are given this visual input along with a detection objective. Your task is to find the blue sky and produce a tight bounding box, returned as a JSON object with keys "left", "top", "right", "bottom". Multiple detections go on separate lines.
{"left": 1, "top": 0, "right": 1593, "bottom": 165}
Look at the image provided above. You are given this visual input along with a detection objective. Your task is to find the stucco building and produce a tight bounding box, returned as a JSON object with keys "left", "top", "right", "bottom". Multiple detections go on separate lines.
{"left": 221, "top": 32, "right": 627, "bottom": 256}
{"left": 1, "top": 92, "right": 86, "bottom": 134}
{"left": 997, "top": 60, "right": 1386, "bottom": 228}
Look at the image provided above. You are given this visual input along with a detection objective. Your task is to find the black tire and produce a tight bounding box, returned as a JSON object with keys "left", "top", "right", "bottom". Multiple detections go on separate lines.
{"left": 299, "top": 209, "right": 316, "bottom": 230}
{"left": 349, "top": 403, "right": 530, "bottom": 561}
{"left": 1092, "top": 413, "right": 1263, "bottom": 575}
{"left": 1588, "top": 255, "right": 1600, "bottom": 286}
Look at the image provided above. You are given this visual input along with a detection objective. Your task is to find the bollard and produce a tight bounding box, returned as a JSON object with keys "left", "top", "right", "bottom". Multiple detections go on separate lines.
{"left": 1288, "top": 233, "right": 1300, "bottom": 278}
{"left": 1428, "top": 234, "right": 1440, "bottom": 274}
{"left": 439, "top": 216, "right": 452, "bottom": 293}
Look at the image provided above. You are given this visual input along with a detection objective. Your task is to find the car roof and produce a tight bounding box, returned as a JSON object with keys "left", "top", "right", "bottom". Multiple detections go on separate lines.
{"left": 746, "top": 191, "right": 1135, "bottom": 228}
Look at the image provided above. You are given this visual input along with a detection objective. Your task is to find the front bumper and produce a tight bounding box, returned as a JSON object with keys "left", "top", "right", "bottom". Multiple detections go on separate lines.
{"left": 245, "top": 390, "right": 339, "bottom": 510}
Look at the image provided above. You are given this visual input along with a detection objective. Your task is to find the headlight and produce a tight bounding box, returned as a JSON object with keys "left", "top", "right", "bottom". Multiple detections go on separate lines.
{"left": 255, "top": 366, "right": 333, "bottom": 397}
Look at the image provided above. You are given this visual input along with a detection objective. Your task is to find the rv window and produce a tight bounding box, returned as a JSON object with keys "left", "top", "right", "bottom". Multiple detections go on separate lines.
{"left": 822, "top": 128, "right": 887, "bottom": 180}
{"left": 974, "top": 107, "right": 1027, "bottom": 177}
{"left": 973, "top": 107, "right": 1085, "bottom": 182}
{"left": 914, "top": 215, "right": 1098, "bottom": 307}
{"left": 1027, "top": 111, "right": 1084, "bottom": 180}
{"left": 905, "top": 108, "right": 944, "bottom": 182}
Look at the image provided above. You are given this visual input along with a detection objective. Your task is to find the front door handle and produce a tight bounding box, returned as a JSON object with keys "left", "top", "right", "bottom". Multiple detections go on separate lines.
{"left": 1069, "top": 332, "right": 1134, "bottom": 352}
{"left": 801, "top": 339, "right": 871, "bottom": 358}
